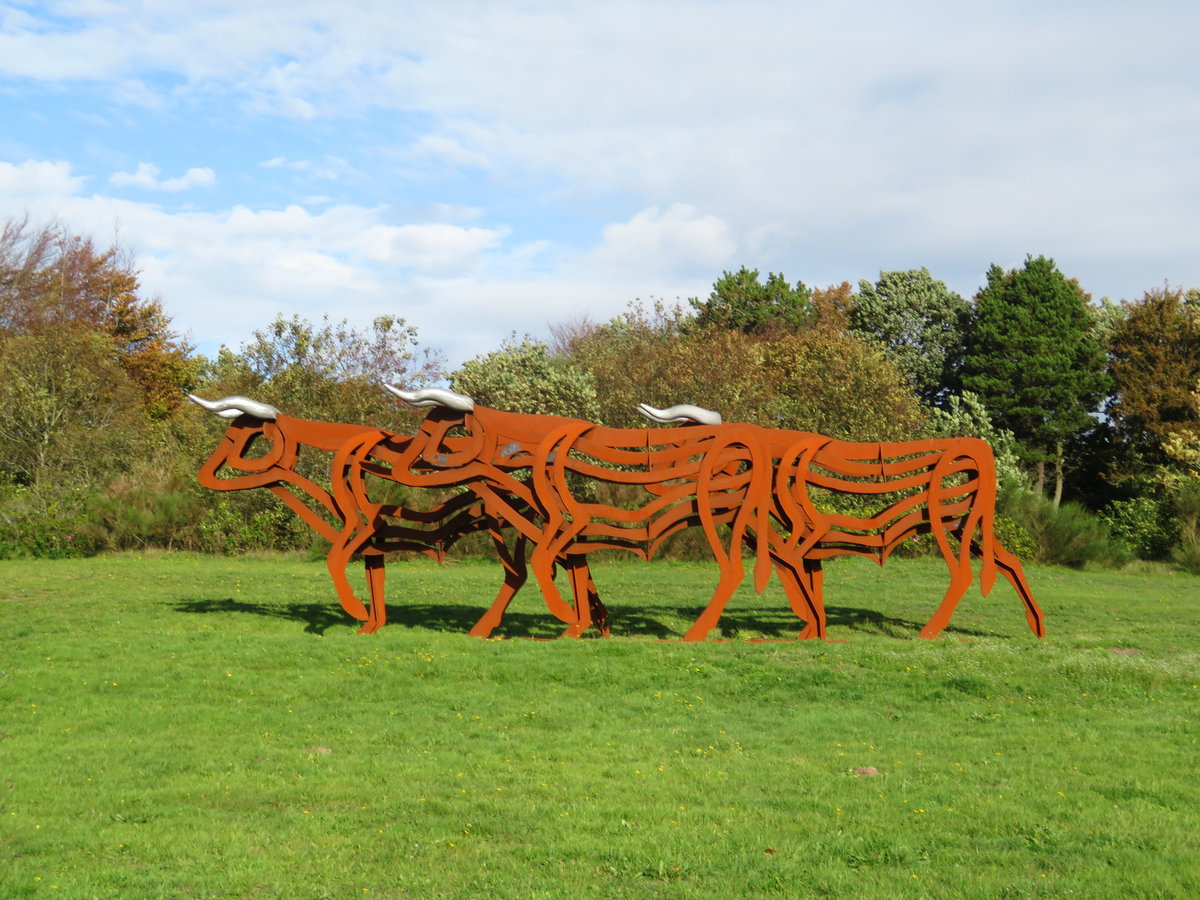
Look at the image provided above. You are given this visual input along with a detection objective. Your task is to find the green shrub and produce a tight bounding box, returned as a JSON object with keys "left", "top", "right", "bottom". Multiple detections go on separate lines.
{"left": 195, "top": 495, "right": 308, "bottom": 555}
{"left": 1000, "top": 489, "right": 1130, "bottom": 568}
{"left": 1100, "top": 496, "right": 1179, "bottom": 560}
{"left": 0, "top": 492, "right": 102, "bottom": 559}
{"left": 993, "top": 512, "right": 1036, "bottom": 560}
{"left": 1171, "top": 476, "right": 1200, "bottom": 574}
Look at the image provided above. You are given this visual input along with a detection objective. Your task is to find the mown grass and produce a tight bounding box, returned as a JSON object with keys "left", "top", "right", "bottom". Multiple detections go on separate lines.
{"left": 2, "top": 553, "right": 1198, "bottom": 898}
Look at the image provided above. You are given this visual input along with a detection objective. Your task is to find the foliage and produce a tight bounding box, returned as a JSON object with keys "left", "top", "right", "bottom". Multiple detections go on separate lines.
{"left": 0, "top": 485, "right": 102, "bottom": 559}
{"left": 0, "top": 216, "right": 197, "bottom": 418}
{"left": 992, "top": 512, "right": 1036, "bottom": 561}
{"left": 851, "top": 268, "right": 972, "bottom": 406}
{"left": 2, "top": 555, "right": 1199, "bottom": 898}
{"left": 561, "top": 301, "right": 772, "bottom": 428}
{"left": 561, "top": 299, "right": 924, "bottom": 440}
{"left": 962, "top": 255, "right": 1110, "bottom": 500}
{"left": 925, "top": 391, "right": 1027, "bottom": 491}
{"left": 1100, "top": 496, "right": 1179, "bottom": 561}
{"left": 450, "top": 335, "right": 601, "bottom": 421}
{"left": 1107, "top": 287, "right": 1200, "bottom": 463}
{"left": 206, "top": 312, "right": 443, "bottom": 430}
{"left": 1171, "top": 476, "right": 1200, "bottom": 574}
{"left": 759, "top": 329, "right": 926, "bottom": 440}
{"left": 0, "top": 327, "right": 146, "bottom": 488}
{"left": 688, "top": 265, "right": 813, "bottom": 334}
{"left": 1000, "top": 489, "right": 1130, "bottom": 568}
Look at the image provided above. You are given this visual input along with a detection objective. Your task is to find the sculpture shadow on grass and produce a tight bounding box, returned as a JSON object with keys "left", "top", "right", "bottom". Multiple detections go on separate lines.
{"left": 175, "top": 596, "right": 994, "bottom": 640}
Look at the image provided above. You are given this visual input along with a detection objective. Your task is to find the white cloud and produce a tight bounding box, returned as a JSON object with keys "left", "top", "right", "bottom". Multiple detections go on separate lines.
{"left": 109, "top": 163, "right": 216, "bottom": 192}
{"left": 361, "top": 223, "right": 504, "bottom": 273}
{"left": 0, "top": 160, "right": 84, "bottom": 201}
{"left": 3, "top": 2, "right": 1200, "bottom": 365}
{"left": 592, "top": 204, "right": 737, "bottom": 278}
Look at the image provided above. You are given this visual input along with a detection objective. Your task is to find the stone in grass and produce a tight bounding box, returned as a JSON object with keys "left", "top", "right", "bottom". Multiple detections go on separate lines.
{"left": 853, "top": 766, "right": 880, "bottom": 777}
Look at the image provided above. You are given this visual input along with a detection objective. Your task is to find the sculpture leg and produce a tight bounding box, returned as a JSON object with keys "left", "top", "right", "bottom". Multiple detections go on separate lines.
{"left": 358, "top": 554, "right": 387, "bottom": 634}
{"left": 986, "top": 541, "right": 1046, "bottom": 638}
{"left": 529, "top": 541, "right": 586, "bottom": 634}
{"left": 469, "top": 532, "right": 529, "bottom": 638}
{"left": 560, "top": 563, "right": 593, "bottom": 638}
{"left": 326, "top": 540, "right": 369, "bottom": 622}
{"left": 775, "top": 556, "right": 826, "bottom": 640}
{"left": 565, "top": 554, "right": 608, "bottom": 637}
{"left": 919, "top": 534, "right": 974, "bottom": 639}
{"left": 682, "top": 559, "right": 746, "bottom": 641}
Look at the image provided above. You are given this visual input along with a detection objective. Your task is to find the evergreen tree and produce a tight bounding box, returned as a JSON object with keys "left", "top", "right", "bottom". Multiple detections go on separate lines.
{"left": 962, "top": 255, "right": 1109, "bottom": 504}
{"left": 689, "top": 266, "right": 812, "bottom": 334}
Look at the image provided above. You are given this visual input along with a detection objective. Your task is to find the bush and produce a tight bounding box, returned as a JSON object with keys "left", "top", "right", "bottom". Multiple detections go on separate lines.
{"left": 993, "top": 513, "right": 1036, "bottom": 561}
{"left": 0, "top": 487, "right": 102, "bottom": 559}
{"left": 1171, "top": 476, "right": 1200, "bottom": 574}
{"left": 195, "top": 495, "right": 308, "bottom": 555}
{"left": 1100, "top": 496, "right": 1179, "bottom": 560}
{"left": 1001, "top": 490, "right": 1130, "bottom": 568}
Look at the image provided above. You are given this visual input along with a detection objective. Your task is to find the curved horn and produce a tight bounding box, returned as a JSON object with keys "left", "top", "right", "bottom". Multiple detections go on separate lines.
{"left": 384, "top": 385, "right": 475, "bottom": 412}
{"left": 637, "top": 402, "right": 723, "bottom": 426}
{"left": 188, "top": 394, "right": 280, "bottom": 421}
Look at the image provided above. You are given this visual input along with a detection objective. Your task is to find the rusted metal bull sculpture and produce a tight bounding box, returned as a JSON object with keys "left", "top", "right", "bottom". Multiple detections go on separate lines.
{"left": 189, "top": 394, "right": 603, "bottom": 634}
{"left": 381, "top": 388, "right": 829, "bottom": 639}
{"left": 383, "top": 388, "right": 1044, "bottom": 641}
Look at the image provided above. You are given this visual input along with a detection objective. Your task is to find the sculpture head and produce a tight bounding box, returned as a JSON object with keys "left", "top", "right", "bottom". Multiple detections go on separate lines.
{"left": 189, "top": 393, "right": 293, "bottom": 486}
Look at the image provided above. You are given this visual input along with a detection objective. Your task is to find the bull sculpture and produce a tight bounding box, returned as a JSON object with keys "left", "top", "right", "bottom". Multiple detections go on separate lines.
{"left": 381, "top": 388, "right": 1044, "bottom": 641}
{"left": 189, "top": 394, "right": 603, "bottom": 634}
{"left": 191, "top": 389, "right": 1044, "bottom": 641}
{"left": 379, "top": 387, "right": 825, "bottom": 639}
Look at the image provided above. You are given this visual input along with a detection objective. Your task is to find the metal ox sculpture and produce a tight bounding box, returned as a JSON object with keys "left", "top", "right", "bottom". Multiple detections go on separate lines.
{"left": 188, "top": 394, "right": 602, "bottom": 634}
{"left": 192, "top": 389, "right": 1044, "bottom": 640}
{"left": 381, "top": 388, "right": 1043, "bottom": 641}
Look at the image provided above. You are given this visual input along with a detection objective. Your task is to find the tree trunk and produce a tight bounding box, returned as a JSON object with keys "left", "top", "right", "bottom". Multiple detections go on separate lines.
{"left": 1035, "top": 459, "right": 1046, "bottom": 497}
{"left": 1053, "top": 441, "right": 1064, "bottom": 508}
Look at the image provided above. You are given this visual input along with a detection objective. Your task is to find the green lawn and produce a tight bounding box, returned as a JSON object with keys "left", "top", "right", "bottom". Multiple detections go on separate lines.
{"left": 1, "top": 553, "right": 1197, "bottom": 898}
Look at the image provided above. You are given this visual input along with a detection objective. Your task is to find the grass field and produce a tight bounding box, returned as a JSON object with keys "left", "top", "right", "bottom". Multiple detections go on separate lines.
{"left": 2, "top": 553, "right": 1198, "bottom": 898}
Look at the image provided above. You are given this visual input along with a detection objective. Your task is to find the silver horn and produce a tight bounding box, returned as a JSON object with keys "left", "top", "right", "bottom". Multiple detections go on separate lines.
{"left": 637, "top": 402, "right": 723, "bottom": 426}
{"left": 188, "top": 394, "right": 280, "bottom": 421}
{"left": 384, "top": 385, "right": 475, "bottom": 412}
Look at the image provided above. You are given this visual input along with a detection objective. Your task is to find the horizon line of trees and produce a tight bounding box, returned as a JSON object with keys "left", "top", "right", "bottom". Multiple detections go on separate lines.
{"left": 1, "top": 215, "right": 1198, "bottom": 571}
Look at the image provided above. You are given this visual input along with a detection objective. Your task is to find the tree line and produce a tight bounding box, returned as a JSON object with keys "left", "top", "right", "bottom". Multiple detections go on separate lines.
{"left": 1, "top": 216, "right": 1197, "bottom": 570}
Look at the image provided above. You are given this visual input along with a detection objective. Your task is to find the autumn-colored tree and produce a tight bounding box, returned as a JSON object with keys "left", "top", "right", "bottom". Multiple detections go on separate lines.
{"left": 559, "top": 298, "right": 923, "bottom": 440}
{"left": 562, "top": 301, "right": 772, "bottom": 428}
{"left": 760, "top": 329, "right": 926, "bottom": 441}
{"left": 1107, "top": 286, "right": 1200, "bottom": 463}
{"left": 962, "top": 255, "right": 1109, "bottom": 504}
{"left": 0, "top": 216, "right": 196, "bottom": 418}
{"left": 0, "top": 327, "right": 145, "bottom": 487}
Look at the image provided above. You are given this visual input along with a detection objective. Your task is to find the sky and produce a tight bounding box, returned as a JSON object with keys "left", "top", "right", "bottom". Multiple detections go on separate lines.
{"left": 2, "top": 1, "right": 1198, "bottom": 375}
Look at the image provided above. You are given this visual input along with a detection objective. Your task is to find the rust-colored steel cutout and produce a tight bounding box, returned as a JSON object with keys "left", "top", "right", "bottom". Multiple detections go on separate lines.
{"left": 380, "top": 388, "right": 1043, "bottom": 641}
{"left": 192, "top": 389, "right": 1043, "bottom": 641}
{"left": 189, "top": 395, "right": 605, "bottom": 635}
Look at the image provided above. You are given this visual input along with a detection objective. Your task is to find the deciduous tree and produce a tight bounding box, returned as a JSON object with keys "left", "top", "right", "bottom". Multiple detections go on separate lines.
{"left": 0, "top": 216, "right": 196, "bottom": 418}
{"left": 851, "top": 268, "right": 972, "bottom": 406}
{"left": 204, "top": 313, "right": 443, "bottom": 430}
{"left": 450, "top": 336, "right": 601, "bottom": 421}
{"left": 1107, "top": 286, "right": 1200, "bottom": 462}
